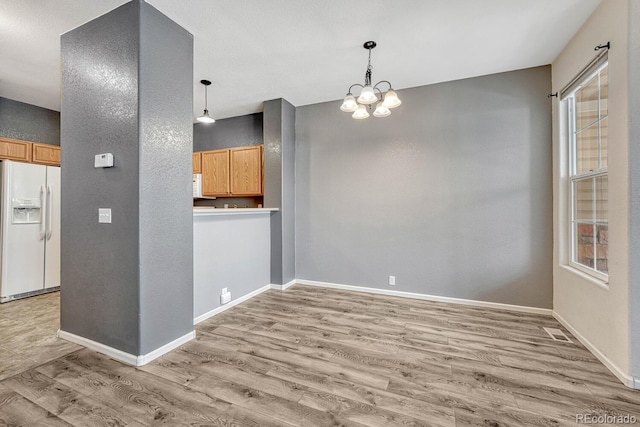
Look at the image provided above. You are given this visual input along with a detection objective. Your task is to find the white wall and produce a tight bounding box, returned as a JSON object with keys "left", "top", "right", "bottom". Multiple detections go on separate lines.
{"left": 552, "top": 0, "right": 632, "bottom": 384}
{"left": 193, "top": 212, "right": 271, "bottom": 320}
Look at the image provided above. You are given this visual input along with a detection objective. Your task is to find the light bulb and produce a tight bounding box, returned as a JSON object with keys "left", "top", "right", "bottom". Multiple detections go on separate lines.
{"left": 373, "top": 102, "right": 391, "bottom": 118}
{"left": 357, "top": 86, "right": 377, "bottom": 105}
{"left": 197, "top": 110, "right": 215, "bottom": 123}
{"left": 382, "top": 89, "right": 401, "bottom": 109}
{"left": 340, "top": 94, "right": 358, "bottom": 112}
{"left": 352, "top": 104, "right": 370, "bottom": 119}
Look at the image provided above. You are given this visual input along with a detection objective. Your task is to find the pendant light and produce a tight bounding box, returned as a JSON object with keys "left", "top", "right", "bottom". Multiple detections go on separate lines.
{"left": 340, "top": 41, "right": 402, "bottom": 119}
{"left": 196, "top": 79, "right": 215, "bottom": 124}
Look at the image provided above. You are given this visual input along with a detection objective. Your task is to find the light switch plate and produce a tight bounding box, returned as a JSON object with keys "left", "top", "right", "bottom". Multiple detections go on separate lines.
{"left": 98, "top": 208, "right": 112, "bottom": 224}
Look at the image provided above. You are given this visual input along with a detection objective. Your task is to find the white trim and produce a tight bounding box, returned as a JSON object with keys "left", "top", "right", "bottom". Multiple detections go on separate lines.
{"left": 57, "top": 329, "right": 138, "bottom": 365}
{"left": 552, "top": 311, "right": 639, "bottom": 389}
{"left": 559, "top": 265, "right": 609, "bottom": 290}
{"left": 138, "top": 331, "right": 195, "bottom": 365}
{"left": 57, "top": 329, "right": 195, "bottom": 366}
{"left": 295, "top": 279, "right": 552, "bottom": 316}
{"left": 193, "top": 284, "right": 271, "bottom": 325}
{"left": 193, "top": 207, "right": 278, "bottom": 217}
{"left": 269, "top": 279, "right": 296, "bottom": 291}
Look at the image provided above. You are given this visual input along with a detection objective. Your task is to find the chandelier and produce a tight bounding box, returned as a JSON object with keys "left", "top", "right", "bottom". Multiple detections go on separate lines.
{"left": 340, "top": 41, "right": 401, "bottom": 119}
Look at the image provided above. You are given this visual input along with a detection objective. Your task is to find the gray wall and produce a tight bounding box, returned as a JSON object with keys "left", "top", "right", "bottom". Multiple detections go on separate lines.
{"left": 61, "top": 0, "right": 193, "bottom": 356}
{"left": 264, "top": 99, "right": 296, "bottom": 285}
{"left": 138, "top": 0, "right": 194, "bottom": 354}
{"left": 193, "top": 213, "right": 271, "bottom": 318}
{"left": 194, "top": 113, "right": 262, "bottom": 151}
{"left": 629, "top": 0, "right": 640, "bottom": 380}
{"left": 281, "top": 101, "right": 296, "bottom": 284}
{"left": 0, "top": 97, "right": 60, "bottom": 145}
{"left": 295, "top": 66, "right": 553, "bottom": 308}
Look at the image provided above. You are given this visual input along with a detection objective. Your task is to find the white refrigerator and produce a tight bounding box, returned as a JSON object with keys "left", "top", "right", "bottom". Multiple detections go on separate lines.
{"left": 0, "top": 160, "right": 60, "bottom": 302}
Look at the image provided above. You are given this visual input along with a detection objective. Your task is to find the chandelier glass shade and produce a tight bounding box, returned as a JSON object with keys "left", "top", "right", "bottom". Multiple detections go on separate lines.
{"left": 340, "top": 41, "right": 401, "bottom": 119}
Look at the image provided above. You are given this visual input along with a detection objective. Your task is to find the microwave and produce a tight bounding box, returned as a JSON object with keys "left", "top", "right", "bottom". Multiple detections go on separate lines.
{"left": 193, "top": 174, "right": 202, "bottom": 198}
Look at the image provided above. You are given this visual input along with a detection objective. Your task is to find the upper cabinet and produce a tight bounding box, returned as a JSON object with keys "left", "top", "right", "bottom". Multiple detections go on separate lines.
{"left": 201, "top": 149, "right": 230, "bottom": 197}
{"left": 197, "top": 144, "right": 263, "bottom": 198}
{"left": 0, "top": 138, "right": 61, "bottom": 166}
{"left": 230, "top": 145, "right": 263, "bottom": 196}
{"left": 32, "top": 143, "right": 61, "bottom": 166}
{"left": 193, "top": 152, "right": 202, "bottom": 174}
{"left": 0, "top": 137, "right": 32, "bottom": 163}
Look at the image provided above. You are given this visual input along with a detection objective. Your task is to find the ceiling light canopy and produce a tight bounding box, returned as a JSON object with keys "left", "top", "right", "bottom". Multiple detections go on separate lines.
{"left": 340, "top": 41, "right": 401, "bottom": 120}
{"left": 196, "top": 79, "right": 215, "bottom": 124}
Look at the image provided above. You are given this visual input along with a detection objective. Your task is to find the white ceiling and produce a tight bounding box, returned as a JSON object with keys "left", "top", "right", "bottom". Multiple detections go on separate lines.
{"left": 0, "top": 0, "right": 600, "bottom": 120}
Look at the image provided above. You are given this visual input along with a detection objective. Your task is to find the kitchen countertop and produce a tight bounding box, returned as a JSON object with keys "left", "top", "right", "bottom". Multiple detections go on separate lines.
{"left": 193, "top": 207, "right": 279, "bottom": 216}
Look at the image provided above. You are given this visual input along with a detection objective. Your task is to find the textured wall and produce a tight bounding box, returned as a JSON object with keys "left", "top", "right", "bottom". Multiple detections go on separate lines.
{"left": 263, "top": 100, "right": 282, "bottom": 209}
{"left": 263, "top": 99, "right": 296, "bottom": 285}
{"left": 281, "top": 100, "right": 296, "bottom": 284}
{"left": 193, "top": 113, "right": 262, "bottom": 151}
{"left": 296, "top": 66, "right": 553, "bottom": 308}
{"left": 0, "top": 97, "right": 60, "bottom": 145}
{"left": 61, "top": 1, "right": 141, "bottom": 354}
{"left": 61, "top": 0, "right": 193, "bottom": 356}
{"left": 138, "top": 0, "right": 193, "bottom": 355}
{"left": 193, "top": 213, "right": 271, "bottom": 318}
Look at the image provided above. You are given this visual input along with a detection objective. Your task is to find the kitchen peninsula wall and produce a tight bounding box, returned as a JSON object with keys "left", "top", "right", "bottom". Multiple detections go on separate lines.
{"left": 193, "top": 112, "right": 263, "bottom": 208}
{"left": 0, "top": 97, "right": 60, "bottom": 146}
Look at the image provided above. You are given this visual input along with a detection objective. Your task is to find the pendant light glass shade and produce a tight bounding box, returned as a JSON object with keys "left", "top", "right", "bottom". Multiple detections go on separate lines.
{"left": 357, "top": 86, "right": 378, "bottom": 105}
{"left": 352, "top": 104, "right": 370, "bottom": 119}
{"left": 340, "top": 95, "right": 358, "bottom": 112}
{"left": 382, "top": 89, "right": 401, "bottom": 108}
{"left": 197, "top": 79, "right": 215, "bottom": 124}
{"left": 373, "top": 102, "right": 391, "bottom": 118}
{"left": 197, "top": 110, "right": 216, "bottom": 123}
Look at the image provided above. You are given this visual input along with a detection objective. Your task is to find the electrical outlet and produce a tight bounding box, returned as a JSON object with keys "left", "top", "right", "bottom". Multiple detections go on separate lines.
{"left": 220, "top": 291, "right": 231, "bottom": 305}
{"left": 389, "top": 275, "right": 396, "bottom": 286}
{"left": 222, "top": 287, "right": 228, "bottom": 294}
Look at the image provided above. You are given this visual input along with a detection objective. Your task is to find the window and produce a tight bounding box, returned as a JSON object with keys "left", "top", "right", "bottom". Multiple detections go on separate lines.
{"left": 566, "top": 62, "right": 608, "bottom": 281}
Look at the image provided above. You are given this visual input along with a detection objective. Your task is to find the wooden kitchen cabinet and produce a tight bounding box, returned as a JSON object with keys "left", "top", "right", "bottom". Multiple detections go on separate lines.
{"left": 32, "top": 143, "right": 61, "bottom": 166}
{"left": 0, "top": 137, "right": 32, "bottom": 162}
{"left": 230, "top": 145, "right": 263, "bottom": 196}
{"left": 193, "top": 152, "right": 202, "bottom": 174}
{"left": 201, "top": 149, "right": 229, "bottom": 196}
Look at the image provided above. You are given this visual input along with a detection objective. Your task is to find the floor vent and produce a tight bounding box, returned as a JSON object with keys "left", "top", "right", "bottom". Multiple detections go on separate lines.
{"left": 543, "top": 327, "right": 572, "bottom": 343}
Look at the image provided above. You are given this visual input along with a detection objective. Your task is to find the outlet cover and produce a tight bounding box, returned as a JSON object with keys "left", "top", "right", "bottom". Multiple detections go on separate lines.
{"left": 389, "top": 276, "right": 396, "bottom": 286}
{"left": 220, "top": 292, "right": 231, "bottom": 305}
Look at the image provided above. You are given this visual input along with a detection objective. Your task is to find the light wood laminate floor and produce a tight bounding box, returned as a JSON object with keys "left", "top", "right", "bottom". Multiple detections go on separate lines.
{"left": 0, "top": 292, "right": 80, "bottom": 381}
{"left": 1, "top": 285, "right": 639, "bottom": 426}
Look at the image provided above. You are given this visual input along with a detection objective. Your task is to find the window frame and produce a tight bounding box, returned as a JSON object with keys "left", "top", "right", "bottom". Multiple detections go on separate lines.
{"left": 565, "top": 61, "right": 609, "bottom": 283}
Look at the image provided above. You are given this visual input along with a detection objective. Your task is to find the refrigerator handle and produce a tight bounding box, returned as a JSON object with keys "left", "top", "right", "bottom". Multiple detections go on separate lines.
{"left": 46, "top": 185, "right": 53, "bottom": 240}
{"left": 39, "top": 185, "right": 46, "bottom": 240}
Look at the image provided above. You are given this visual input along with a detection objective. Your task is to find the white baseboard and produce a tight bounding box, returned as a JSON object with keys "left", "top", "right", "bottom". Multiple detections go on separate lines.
{"left": 193, "top": 284, "right": 271, "bottom": 325}
{"left": 270, "top": 279, "right": 296, "bottom": 291}
{"left": 295, "top": 279, "right": 553, "bottom": 316}
{"left": 553, "top": 311, "right": 639, "bottom": 390}
{"left": 57, "top": 329, "right": 195, "bottom": 367}
{"left": 138, "top": 331, "right": 196, "bottom": 365}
